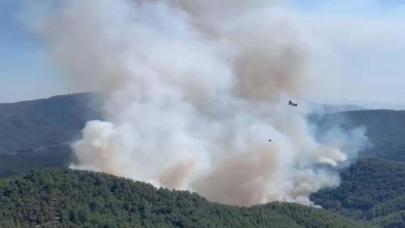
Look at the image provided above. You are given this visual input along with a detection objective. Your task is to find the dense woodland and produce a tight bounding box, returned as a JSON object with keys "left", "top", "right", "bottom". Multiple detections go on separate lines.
{"left": 0, "top": 169, "right": 370, "bottom": 228}
{"left": 311, "top": 158, "right": 405, "bottom": 227}
{"left": 1, "top": 94, "right": 405, "bottom": 227}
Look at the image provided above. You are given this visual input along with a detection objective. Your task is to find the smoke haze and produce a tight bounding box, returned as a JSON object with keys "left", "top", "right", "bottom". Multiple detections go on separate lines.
{"left": 24, "top": 0, "right": 367, "bottom": 206}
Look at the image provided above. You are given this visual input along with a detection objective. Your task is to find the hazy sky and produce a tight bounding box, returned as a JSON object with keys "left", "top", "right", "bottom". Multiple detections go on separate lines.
{"left": 0, "top": 0, "right": 67, "bottom": 103}
{"left": 1, "top": 0, "right": 405, "bottom": 108}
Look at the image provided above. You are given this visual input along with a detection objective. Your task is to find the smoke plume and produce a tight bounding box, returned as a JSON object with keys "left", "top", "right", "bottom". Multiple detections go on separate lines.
{"left": 26, "top": 0, "right": 367, "bottom": 206}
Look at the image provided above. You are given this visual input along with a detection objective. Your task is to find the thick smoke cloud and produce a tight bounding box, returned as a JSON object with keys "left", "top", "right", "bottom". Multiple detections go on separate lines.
{"left": 26, "top": 0, "right": 367, "bottom": 206}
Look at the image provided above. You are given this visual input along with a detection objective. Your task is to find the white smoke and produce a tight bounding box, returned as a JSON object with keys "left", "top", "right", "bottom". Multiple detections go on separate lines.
{"left": 25, "top": 0, "right": 367, "bottom": 206}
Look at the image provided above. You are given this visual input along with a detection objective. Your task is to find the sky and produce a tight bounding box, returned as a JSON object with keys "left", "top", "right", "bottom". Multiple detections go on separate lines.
{"left": 0, "top": 0, "right": 68, "bottom": 103}
{"left": 1, "top": 0, "right": 405, "bottom": 108}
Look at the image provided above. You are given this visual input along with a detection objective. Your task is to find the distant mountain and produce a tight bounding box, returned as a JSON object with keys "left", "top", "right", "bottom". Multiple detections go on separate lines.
{"left": 0, "top": 93, "right": 101, "bottom": 177}
{"left": 0, "top": 169, "right": 371, "bottom": 228}
{"left": 308, "top": 102, "right": 364, "bottom": 114}
{"left": 0, "top": 93, "right": 100, "bottom": 154}
{"left": 1, "top": 94, "right": 405, "bottom": 181}
{"left": 314, "top": 110, "right": 405, "bottom": 161}
{"left": 2, "top": 94, "right": 405, "bottom": 227}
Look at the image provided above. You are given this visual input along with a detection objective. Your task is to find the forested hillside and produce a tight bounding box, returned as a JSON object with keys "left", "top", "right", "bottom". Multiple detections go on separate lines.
{"left": 0, "top": 93, "right": 100, "bottom": 177}
{"left": 309, "top": 110, "right": 405, "bottom": 226}
{"left": 2, "top": 94, "right": 405, "bottom": 227}
{"left": 0, "top": 169, "right": 371, "bottom": 228}
{"left": 311, "top": 158, "right": 405, "bottom": 227}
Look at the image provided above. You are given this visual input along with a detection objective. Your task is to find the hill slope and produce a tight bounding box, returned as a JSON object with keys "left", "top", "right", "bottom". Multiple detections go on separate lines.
{"left": 1, "top": 94, "right": 405, "bottom": 226}
{"left": 1, "top": 94, "right": 405, "bottom": 178}
{"left": 0, "top": 93, "right": 101, "bottom": 177}
{"left": 314, "top": 110, "right": 405, "bottom": 161}
{"left": 0, "top": 169, "right": 371, "bottom": 228}
{"left": 0, "top": 93, "right": 100, "bottom": 154}
{"left": 311, "top": 158, "right": 405, "bottom": 227}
